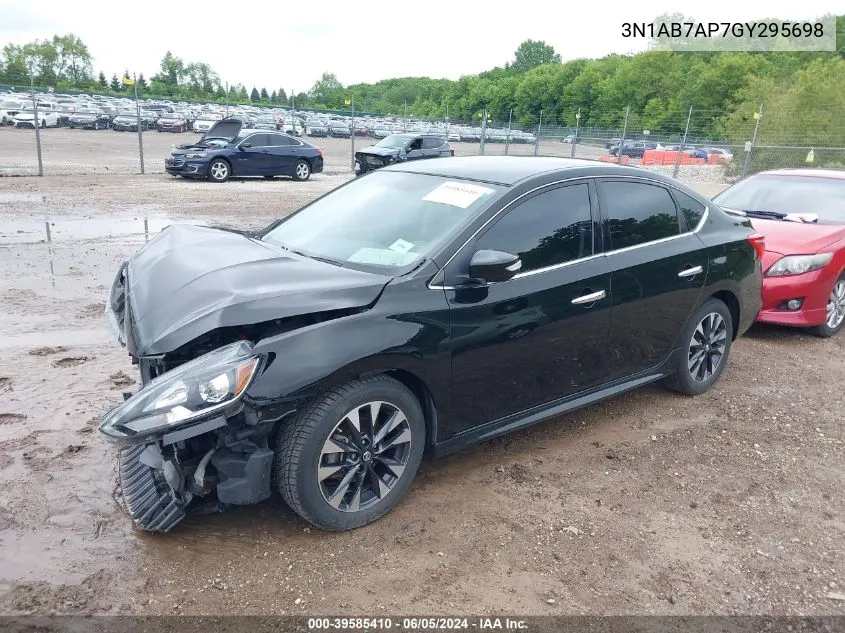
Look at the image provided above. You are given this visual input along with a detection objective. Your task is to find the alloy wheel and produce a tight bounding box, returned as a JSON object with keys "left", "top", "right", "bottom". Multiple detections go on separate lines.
{"left": 295, "top": 162, "right": 310, "bottom": 180}
{"left": 827, "top": 280, "right": 845, "bottom": 330}
{"left": 210, "top": 161, "right": 228, "bottom": 181}
{"left": 688, "top": 312, "right": 727, "bottom": 383}
{"left": 317, "top": 401, "right": 412, "bottom": 513}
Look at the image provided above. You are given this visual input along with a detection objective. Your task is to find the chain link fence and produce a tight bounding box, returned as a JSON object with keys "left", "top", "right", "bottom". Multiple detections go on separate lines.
{"left": 2, "top": 93, "right": 844, "bottom": 186}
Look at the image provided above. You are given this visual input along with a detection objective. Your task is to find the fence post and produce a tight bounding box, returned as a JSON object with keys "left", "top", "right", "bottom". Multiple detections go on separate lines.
{"left": 534, "top": 109, "right": 543, "bottom": 156}
{"left": 617, "top": 106, "right": 630, "bottom": 165}
{"left": 479, "top": 108, "right": 487, "bottom": 155}
{"left": 134, "top": 74, "right": 145, "bottom": 175}
{"left": 505, "top": 109, "right": 512, "bottom": 156}
{"left": 570, "top": 108, "right": 581, "bottom": 159}
{"left": 673, "top": 106, "right": 693, "bottom": 179}
{"left": 741, "top": 102, "right": 763, "bottom": 179}
{"left": 28, "top": 64, "right": 44, "bottom": 176}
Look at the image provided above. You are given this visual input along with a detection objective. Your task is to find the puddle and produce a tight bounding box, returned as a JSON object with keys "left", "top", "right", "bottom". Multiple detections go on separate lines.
{"left": 0, "top": 214, "right": 201, "bottom": 245}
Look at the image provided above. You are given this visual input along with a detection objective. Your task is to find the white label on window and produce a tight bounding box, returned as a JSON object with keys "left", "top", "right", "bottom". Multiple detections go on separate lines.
{"left": 388, "top": 238, "right": 414, "bottom": 254}
{"left": 422, "top": 181, "right": 495, "bottom": 209}
{"left": 348, "top": 247, "right": 418, "bottom": 266}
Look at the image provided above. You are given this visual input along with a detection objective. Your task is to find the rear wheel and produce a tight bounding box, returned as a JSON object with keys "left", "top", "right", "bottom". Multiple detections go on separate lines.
{"left": 273, "top": 375, "right": 425, "bottom": 531}
{"left": 293, "top": 159, "right": 311, "bottom": 181}
{"left": 811, "top": 275, "right": 845, "bottom": 338}
{"left": 207, "top": 159, "right": 230, "bottom": 183}
{"left": 664, "top": 298, "right": 733, "bottom": 396}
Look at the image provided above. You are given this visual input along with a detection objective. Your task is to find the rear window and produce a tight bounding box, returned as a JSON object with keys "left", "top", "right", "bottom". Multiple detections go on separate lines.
{"left": 672, "top": 190, "right": 707, "bottom": 230}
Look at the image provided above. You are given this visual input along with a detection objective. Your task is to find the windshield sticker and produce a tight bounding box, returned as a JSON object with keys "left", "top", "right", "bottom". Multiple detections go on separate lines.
{"left": 348, "top": 247, "right": 418, "bottom": 267}
{"left": 422, "top": 181, "right": 495, "bottom": 209}
{"left": 388, "top": 238, "right": 415, "bottom": 254}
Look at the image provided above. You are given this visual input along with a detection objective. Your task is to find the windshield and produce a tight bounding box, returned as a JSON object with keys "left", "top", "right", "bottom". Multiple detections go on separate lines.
{"left": 262, "top": 171, "right": 503, "bottom": 272}
{"left": 76, "top": 109, "right": 98, "bottom": 115}
{"left": 375, "top": 136, "right": 410, "bottom": 149}
{"left": 714, "top": 174, "right": 845, "bottom": 225}
{"left": 257, "top": 116, "right": 275, "bottom": 122}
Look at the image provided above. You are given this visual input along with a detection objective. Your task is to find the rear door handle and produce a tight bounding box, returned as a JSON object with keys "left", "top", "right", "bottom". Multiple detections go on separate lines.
{"left": 571, "top": 289, "right": 606, "bottom": 305}
{"left": 678, "top": 265, "right": 703, "bottom": 278}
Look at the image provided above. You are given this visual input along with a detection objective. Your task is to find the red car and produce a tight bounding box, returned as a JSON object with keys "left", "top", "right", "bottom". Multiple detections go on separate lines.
{"left": 712, "top": 169, "right": 845, "bottom": 337}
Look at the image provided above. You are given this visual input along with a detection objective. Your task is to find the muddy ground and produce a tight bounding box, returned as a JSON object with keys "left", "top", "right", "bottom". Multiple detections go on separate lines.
{"left": 0, "top": 163, "right": 842, "bottom": 617}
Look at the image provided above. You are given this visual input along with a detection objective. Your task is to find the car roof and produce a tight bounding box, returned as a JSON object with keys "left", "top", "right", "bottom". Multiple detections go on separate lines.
{"left": 383, "top": 155, "right": 652, "bottom": 186}
{"left": 755, "top": 168, "right": 845, "bottom": 180}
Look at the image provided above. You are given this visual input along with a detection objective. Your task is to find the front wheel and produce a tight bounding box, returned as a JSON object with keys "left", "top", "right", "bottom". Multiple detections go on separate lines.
{"left": 811, "top": 275, "right": 845, "bottom": 338}
{"left": 664, "top": 298, "right": 733, "bottom": 396}
{"left": 293, "top": 159, "right": 311, "bottom": 181}
{"left": 207, "top": 159, "right": 230, "bottom": 183}
{"left": 41, "top": 119, "right": 46, "bottom": 128}
{"left": 273, "top": 375, "right": 425, "bottom": 531}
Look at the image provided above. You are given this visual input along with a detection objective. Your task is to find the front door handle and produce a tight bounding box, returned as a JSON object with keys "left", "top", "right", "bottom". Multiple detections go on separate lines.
{"left": 572, "top": 289, "right": 606, "bottom": 305}
{"left": 678, "top": 265, "right": 703, "bottom": 278}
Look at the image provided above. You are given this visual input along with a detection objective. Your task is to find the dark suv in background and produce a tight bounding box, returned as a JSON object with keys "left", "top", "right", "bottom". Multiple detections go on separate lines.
{"left": 354, "top": 133, "right": 453, "bottom": 175}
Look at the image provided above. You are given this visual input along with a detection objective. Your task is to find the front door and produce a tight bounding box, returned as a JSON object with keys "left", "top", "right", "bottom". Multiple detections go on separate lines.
{"left": 443, "top": 181, "right": 611, "bottom": 439}
{"left": 232, "top": 133, "right": 272, "bottom": 176}
{"left": 596, "top": 178, "right": 709, "bottom": 381}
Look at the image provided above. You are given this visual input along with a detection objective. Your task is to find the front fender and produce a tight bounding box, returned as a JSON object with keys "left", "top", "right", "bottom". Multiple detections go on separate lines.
{"left": 244, "top": 286, "right": 452, "bottom": 428}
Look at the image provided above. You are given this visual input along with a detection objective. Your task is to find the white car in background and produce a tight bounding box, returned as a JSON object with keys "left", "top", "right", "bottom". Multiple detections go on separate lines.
{"left": 446, "top": 128, "right": 461, "bottom": 142}
{"left": 0, "top": 99, "right": 25, "bottom": 125}
{"left": 193, "top": 113, "right": 223, "bottom": 133}
{"left": 12, "top": 105, "right": 60, "bottom": 129}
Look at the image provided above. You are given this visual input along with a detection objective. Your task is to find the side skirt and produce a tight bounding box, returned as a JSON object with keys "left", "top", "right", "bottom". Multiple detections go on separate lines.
{"left": 431, "top": 359, "right": 676, "bottom": 458}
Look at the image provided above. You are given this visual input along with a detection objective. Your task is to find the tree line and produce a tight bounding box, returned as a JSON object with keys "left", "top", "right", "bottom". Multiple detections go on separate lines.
{"left": 1, "top": 19, "right": 844, "bottom": 144}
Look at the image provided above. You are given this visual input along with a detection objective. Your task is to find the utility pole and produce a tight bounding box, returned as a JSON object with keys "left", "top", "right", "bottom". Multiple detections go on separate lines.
{"left": 349, "top": 96, "right": 355, "bottom": 172}
{"left": 673, "top": 106, "right": 693, "bottom": 179}
{"left": 742, "top": 103, "right": 763, "bottom": 179}
{"left": 570, "top": 108, "right": 581, "bottom": 159}
{"left": 225, "top": 82, "right": 229, "bottom": 117}
{"left": 28, "top": 62, "right": 43, "bottom": 176}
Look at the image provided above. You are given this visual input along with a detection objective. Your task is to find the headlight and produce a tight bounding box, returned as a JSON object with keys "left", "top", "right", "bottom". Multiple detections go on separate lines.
{"left": 99, "top": 342, "right": 262, "bottom": 443}
{"left": 184, "top": 152, "right": 207, "bottom": 159}
{"left": 766, "top": 253, "right": 833, "bottom": 277}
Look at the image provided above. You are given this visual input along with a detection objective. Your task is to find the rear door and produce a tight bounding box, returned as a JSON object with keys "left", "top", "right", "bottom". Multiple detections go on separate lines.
{"left": 596, "top": 178, "right": 708, "bottom": 381}
{"left": 423, "top": 136, "right": 449, "bottom": 158}
{"left": 444, "top": 181, "right": 611, "bottom": 436}
{"left": 266, "top": 133, "right": 301, "bottom": 175}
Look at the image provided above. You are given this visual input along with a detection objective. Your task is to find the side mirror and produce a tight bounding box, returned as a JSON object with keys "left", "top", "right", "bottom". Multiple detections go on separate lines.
{"left": 239, "top": 143, "right": 251, "bottom": 149}
{"left": 469, "top": 250, "right": 522, "bottom": 284}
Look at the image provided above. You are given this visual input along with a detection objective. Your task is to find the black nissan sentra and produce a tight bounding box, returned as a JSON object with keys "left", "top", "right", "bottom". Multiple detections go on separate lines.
{"left": 101, "top": 156, "right": 763, "bottom": 533}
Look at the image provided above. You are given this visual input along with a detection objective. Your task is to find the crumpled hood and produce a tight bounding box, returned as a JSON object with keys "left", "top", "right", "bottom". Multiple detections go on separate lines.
{"left": 125, "top": 224, "right": 391, "bottom": 356}
{"left": 356, "top": 146, "right": 400, "bottom": 158}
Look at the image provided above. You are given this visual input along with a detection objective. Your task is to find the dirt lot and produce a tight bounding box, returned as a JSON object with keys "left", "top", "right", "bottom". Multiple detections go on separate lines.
{"left": 0, "top": 161, "right": 842, "bottom": 618}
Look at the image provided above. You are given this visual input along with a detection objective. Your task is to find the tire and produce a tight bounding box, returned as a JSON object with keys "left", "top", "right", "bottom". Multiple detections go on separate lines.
{"left": 207, "top": 159, "right": 230, "bottom": 183}
{"left": 663, "top": 298, "right": 733, "bottom": 396}
{"left": 94, "top": 122, "right": 99, "bottom": 130}
{"left": 811, "top": 275, "right": 845, "bottom": 338}
{"left": 293, "top": 159, "right": 311, "bottom": 181}
{"left": 41, "top": 120, "right": 46, "bottom": 128}
{"left": 273, "top": 375, "right": 425, "bottom": 531}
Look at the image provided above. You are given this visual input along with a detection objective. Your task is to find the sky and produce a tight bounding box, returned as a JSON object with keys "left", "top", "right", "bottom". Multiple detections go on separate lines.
{"left": 1, "top": 0, "right": 841, "bottom": 92}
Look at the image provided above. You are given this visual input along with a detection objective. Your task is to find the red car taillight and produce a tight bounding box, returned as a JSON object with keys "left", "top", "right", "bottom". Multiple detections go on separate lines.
{"left": 747, "top": 234, "right": 766, "bottom": 260}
